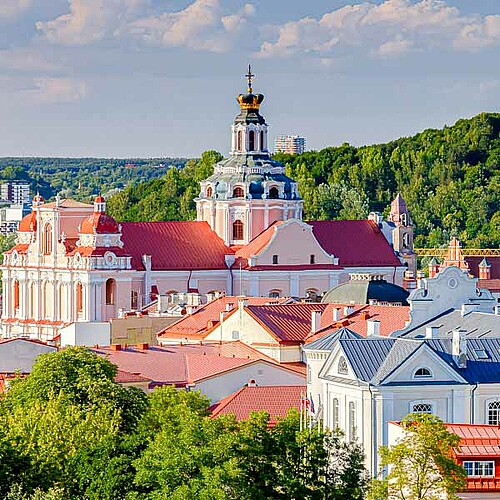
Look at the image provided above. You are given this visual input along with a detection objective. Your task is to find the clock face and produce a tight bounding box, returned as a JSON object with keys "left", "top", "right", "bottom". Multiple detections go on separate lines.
{"left": 447, "top": 277, "right": 458, "bottom": 289}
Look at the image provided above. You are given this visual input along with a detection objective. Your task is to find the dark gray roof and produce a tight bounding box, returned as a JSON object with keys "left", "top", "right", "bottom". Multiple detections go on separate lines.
{"left": 397, "top": 310, "right": 500, "bottom": 339}
{"left": 331, "top": 337, "right": 500, "bottom": 385}
{"left": 322, "top": 279, "right": 409, "bottom": 305}
{"left": 304, "top": 327, "right": 363, "bottom": 351}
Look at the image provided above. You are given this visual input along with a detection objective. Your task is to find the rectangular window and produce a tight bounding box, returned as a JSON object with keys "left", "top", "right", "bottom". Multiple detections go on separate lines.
{"left": 348, "top": 401, "right": 356, "bottom": 441}
{"left": 310, "top": 254, "right": 315, "bottom": 264}
{"left": 231, "top": 330, "right": 239, "bottom": 340}
{"left": 272, "top": 254, "right": 278, "bottom": 265}
{"left": 463, "top": 461, "right": 495, "bottom": 477}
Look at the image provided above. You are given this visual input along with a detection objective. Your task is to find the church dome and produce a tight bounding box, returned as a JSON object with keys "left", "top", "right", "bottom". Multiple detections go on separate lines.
{"left": 79, "top": 196, "right": 119, "bottom": 235}
{"left": 322, "top": 273, "right": 409, "bottom": 306}
{"left": 19, "top": 212, "right": 37, "bottom": 232}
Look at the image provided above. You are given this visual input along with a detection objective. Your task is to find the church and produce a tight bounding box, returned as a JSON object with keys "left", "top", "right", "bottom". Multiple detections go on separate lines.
{"left": 1, "top": 69, "right": 413, "bottom": 341}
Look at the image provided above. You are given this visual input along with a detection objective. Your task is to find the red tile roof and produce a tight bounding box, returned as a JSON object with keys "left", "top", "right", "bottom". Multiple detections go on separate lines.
{"left": 92, "top": 342, "right": 291, "bottom": 388}
{"left": 309, "top": 220, "right": 402, "bottom": 267}
{"left": 119, "top": 221, "right": 233, "bottom": 271}
{"left": 209, "top": 385, "right": 305, "bottom": 426}
{"left": 80, "top": 212, "right": 120, "bottom": 235}
{"left": 234, "top": 222, "right": 280, "bottom": 259}
{"left": 157, "top": 296, "right": 286, "bottom": 340}
{"left": 478, "top": 279, "right": 500, "bottom": 293}
{"left": 18, "top": 212, "right": 37, "bottom": 232}
{"left": 4, "top": 243, "right": 30, "bottom": 255}
{"left": 466, "top": 256, "right": 500, "bottom": 279}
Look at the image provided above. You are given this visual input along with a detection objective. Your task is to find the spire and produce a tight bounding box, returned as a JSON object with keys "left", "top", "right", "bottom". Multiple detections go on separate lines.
{"left": 245, "top": 63, "right": 254, "bottom": 93}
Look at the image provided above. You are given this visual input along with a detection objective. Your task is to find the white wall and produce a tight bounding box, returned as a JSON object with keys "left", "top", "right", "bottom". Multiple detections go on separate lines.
{"left": 60, "top": 322, "right": 111, "bottom": 347}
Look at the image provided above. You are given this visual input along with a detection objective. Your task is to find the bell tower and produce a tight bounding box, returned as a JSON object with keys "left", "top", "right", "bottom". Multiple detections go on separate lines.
{"left": 389, "top": 193, "right": 417, "bottom": 273}
{"left": 196, "top": 67, "right": 303, "bottom": 246}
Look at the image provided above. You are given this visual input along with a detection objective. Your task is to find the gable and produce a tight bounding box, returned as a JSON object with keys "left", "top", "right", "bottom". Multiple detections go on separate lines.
{"left": 250, "top": 219, "right": 334, "bottom": 267}
{"left": 378, "top": 343, "right": 467, "bottom": 385}
{"left": 319, "top": 344, "right": 358, "bottom": 382}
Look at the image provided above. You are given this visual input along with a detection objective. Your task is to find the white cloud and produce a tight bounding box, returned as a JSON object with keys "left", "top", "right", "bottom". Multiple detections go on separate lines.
{"left": 25, "top": 77, "right": 87, "bottom": 103}
{"left": 37, "top": 0, "right": 255, "bottom": 52}
{"left": 258, "top": 0, "right": 500, "bottom": 59}
{"left": 36, "top": 0, "right": 150, "bottom": 45}
{"left": 0, "top": 0, "right": 33, "bottom": 20}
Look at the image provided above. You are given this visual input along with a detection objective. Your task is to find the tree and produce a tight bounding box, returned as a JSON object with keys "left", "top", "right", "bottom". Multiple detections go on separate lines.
{"left": 369, "top": 413, "right": 467, "bottom": 500}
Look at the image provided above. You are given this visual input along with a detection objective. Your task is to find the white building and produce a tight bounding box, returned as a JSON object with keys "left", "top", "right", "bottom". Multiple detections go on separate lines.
{"left": 274, "top": 134, "right": 306, "bottom": 155}
{"left": 0, "top": 181, "right": 30, "bottom": 205}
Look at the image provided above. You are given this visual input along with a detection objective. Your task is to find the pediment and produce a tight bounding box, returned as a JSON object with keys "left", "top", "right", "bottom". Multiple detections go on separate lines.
{"left": 319, "top": 345, "right": 357, "bottom": 381}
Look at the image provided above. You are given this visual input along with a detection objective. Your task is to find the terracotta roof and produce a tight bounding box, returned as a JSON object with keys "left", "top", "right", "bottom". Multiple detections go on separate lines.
{"left": 115, "top": 369, "right": 151, "bottom": 384}
{"left": 157, "top": 296, "right": 286, "bottom": 340}
{"left": 42, "top": 199, "right": 92, "bottom": 209}
{"left": 466, "top": 256, "right": 500, "bottom": 279}
{"left": 209, "top": 385, "right": 305, "bottom": 426}
{"left": 478, "top": 278, "right": 500, "bottom": 292}
{"left": 309, "top": 220, "right": 402, "bottom": 267}
{"left": 80, "top": 212, "right": 120, "bottom": 234}
{"left": 119, "top": 221, "right": 233, "bottom": 271}
{"left": 92, "top": 343, "right": 290, "bottom": 387}
{"left": 234, "top": 222, "right": 279, "bottom": 259}
{"left": 18, "top": 212, "right": 37, "bottom": 232}
{"left": 4, "top": 243, "right": 30, "bottom": 255}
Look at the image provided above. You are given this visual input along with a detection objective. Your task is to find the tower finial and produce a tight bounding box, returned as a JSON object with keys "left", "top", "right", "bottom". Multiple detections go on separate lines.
{"left": 245, "top": 64, "right": 254, "bottom": 93}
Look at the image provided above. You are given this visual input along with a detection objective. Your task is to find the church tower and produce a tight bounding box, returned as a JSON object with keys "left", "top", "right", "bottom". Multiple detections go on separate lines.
{"left": 196, "top": 66, "right": 303, "bottom": 246}
{"left": 389, "top": 193, "right": 417, "bottom": 273}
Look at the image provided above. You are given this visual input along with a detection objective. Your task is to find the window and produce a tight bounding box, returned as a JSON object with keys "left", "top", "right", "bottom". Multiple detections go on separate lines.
{"left": 338, "top": 356, "right": 348, "bottom": 375}
{"left": 412, "top": 403, "right": 433, "bottom": 414}
{"left": 474, "top": 349, "right": 489, "bottom": 359}
{"left": 463, "top": 461, "right": 495, "bottom": 477}
{"left": 233, "top": 186, "right": 244, "bottom": 198}
{"left": 272, "top": 254, "right": 279, "bottom": 265}
{"left": 310, "top": 254, "right": 315, "bottom": 265}
{"left": 76, "top": 282, "right": 83, "bottom": 313}
{"left": 232, "top": 219, "right": 244, "bottom": 240}
{"left": 488, "top": 401, "right": 500, "bottom": 425}
{"left": 269, "top": 290, "right": 280, "bottom": 299}
{"left": 260, "top": 130, "right": 265, "bottom": 150}
{"left": 105, "top": 278, "right": 115, "bottom": 305}
{"left": 306, "top": 289, "right": 319, "bottom": 302}
{"left": 131, "top": 290, "right": 139, "bottom": 309}
{"left": 13, "top": 280, "right": 20, "bottom": 310}
{"left": 42, "top": 223, "right": 52, "bottom": 255}
{"left": 231, "top": 330, "right": 240, "bottom": 340}
{"left": 414, "top": 367, "right": 432, "bottom": 378}
{"left": 269, "top": 187, "right": 279, "bottom": 199}
{"left": 248, "top": 130, "right": 255, "bottom": 151}
{"left": 332, "top": 398, "right": 339, "bottom": 429}
{"left": 348, "top": 401, "right": 356, "bottom": 441}
{"left": 237, "top": 130, "right": 243, "bottom": 151}
{"left": 206, "top": 186, "right": 213, "bottom": 198}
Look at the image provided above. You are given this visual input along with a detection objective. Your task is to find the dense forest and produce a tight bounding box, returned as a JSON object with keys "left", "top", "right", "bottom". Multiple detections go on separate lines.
{"left": 0, "top": 157, "right": 187, "bottom": 202}
{"left": 105, "top": 113, "right": 500, "bottom": 248}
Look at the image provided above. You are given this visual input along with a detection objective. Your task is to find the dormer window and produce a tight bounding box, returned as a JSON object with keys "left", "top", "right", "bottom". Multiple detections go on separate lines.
{"left": 338, "top": 356, "right": 348, "bottom": 375}
{"left": 414, "top": 367, "right": 432, "bottom": 379}
{"left": 233, "top": 186, "right": 244, "bottom": 198}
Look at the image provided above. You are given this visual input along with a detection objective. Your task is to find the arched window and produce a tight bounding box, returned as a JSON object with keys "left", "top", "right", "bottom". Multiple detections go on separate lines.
{"left": 260, "top": 130, "right": 265, "bottom": 150}
{"left": 487, "top": 401, "right": 500, "bottom": 425}
{"left": 411, "top": 402, "right": 433, "bottom": 414}
{"left": 233, "top": 186, "right": 244, "bottom": 198}
{"left": 248, "top": 130, "right": 255, "bottom": 151}
{"left": 105, "top": 278, "right": 115, "bottom": 305}
{"left": 414, "top": 367, "right": 432, "bottom": 379}
{"left": 269, "top": 186, "right": 279, "bottom": 199}
{"left": 338, "top": 356, "right": 348, "bottom": 375}
{"left": 42, "top": 223, "right": 52, "bottom": 255}
{"left": 233, "top": 219, "right": 244, "bottom": 240}
{"left": 237, "top": 130, "right": 243, "bottom": 151}
{"left": 206, "top": 186, "right": 213, "bottom": 198}
{"left": 13, "top": 280, "right": 20, "bottom": 310}
{"left": 348, "top": 401, "right": 356, "bottom": 441}
{"left": 332, "top": 398, "right": 339, "bottom": 429}
{"left": 268, "top": 290, "right": 281, "bottom": 299}
{"left": 76, "top": 282, "right": 83, "bottom": 313}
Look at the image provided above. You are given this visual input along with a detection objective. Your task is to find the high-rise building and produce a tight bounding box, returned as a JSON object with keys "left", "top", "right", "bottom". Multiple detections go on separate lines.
{"left": 274, "top": 135, "right": 306, "bottom": 155}
{"left": 0, "top": 181, "right": 31, "bottom": 205}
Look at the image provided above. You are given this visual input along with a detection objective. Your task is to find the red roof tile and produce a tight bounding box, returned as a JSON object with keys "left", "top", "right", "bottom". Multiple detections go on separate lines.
{"left": 309, "top": 220, "right": 402, "bottom": 267}
{"left": 209, "top": 385, "right": 305, "bottom": 426}
{"left": 120, "top": 221, "right": 233, "bottom": 271}
{"left": 157, "top": 296, "right": 287, "bottom": 340}
{"left": 80, "top": 212, "right": 120, "bottom": 234}
{"left": 4, "top": 243, "right": 30, "bottom": 255}
{"left": 18, "top": 212, "right": 37, "bottom": 232}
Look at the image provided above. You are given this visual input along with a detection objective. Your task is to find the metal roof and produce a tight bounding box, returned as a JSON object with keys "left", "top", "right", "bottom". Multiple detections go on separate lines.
{"left": 304, "top": 327, "right": 363, "bottom": 351}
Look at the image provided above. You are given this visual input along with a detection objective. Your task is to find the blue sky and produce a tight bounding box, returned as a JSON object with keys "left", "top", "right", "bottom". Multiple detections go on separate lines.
{"left": 0, "top": 0, "right": 499, "bottom": 157}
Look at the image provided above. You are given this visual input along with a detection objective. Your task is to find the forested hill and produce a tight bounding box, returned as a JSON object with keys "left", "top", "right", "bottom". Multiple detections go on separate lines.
{"left": 107, "top": 113, "right": 500, "bottom": 248}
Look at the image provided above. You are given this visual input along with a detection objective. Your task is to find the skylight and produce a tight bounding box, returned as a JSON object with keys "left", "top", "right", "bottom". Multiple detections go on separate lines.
{"left": 474, "top": 349, "right": 489, "bottom": 359}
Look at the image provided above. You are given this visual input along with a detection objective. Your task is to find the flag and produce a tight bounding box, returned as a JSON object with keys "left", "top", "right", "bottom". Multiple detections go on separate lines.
{"left": 309, "top": 393, "right": 315, "bottom": 415}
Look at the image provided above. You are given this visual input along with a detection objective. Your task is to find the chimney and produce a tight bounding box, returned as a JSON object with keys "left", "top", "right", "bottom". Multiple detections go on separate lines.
{"left": 403, "top": 270, "right": 417, "bottom": 290}
{"left": 219, "top": 311, "right": 227, "bottom": 323}
{"left": 247, "top": 379, "right": 257, "bottom": 387}
{"left": 311, "top": 310, "right": 322, "bottom": 333}
{"left": 238, "top": 298, "right": 248, "bottom": 310}
{"left": 157, "top": 294, "right": 170, "bottom": 314}
{"left": 137, "top": 342, "right": 149, "bottom": 350}
{"left": 367, "top": 319, "right": 380, "bottom": 337}
{"left": 360, "top": 311, "right": 370, "bottom": 321}
{"left": 110, "top": 344, "right": 122, "bottom": 351}
{"left": 452, "top": 330, "right": 467, "bottom": 369}
{"left": 478, "top": 258, "right": 491, "bottom": 280}
{"left": 425, "top": 326, "right": 439, "bottom": 339}
{"left": 461, "top": 303, "right": 480, "bottom": 317}
{"left": 344, "top": 305, "right": 354, "bottom": 316}
{"left": 333, "top": 307, "right": 341, "bottom": 322}
{"left": 416, "top": 271, "right": 426, "bottom": 289}
{"left": 226, "top": 302, "right": 235, "bottom": 312}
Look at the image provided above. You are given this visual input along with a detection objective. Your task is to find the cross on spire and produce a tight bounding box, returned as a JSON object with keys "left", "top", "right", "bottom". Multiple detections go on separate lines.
{"left": 245, "top": 64, "right": 254, "bottom": 93}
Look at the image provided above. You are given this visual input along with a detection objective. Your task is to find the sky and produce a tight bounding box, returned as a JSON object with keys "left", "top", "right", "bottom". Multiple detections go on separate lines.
{"left": 0, "top": 0, "right": 499, "bottom": 157}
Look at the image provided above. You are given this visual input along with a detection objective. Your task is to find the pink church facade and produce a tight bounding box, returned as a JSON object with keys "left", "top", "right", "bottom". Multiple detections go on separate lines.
{"left": 1, "top": 70, "right": 412, "bottom": 341}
